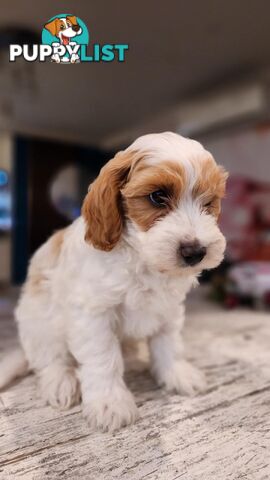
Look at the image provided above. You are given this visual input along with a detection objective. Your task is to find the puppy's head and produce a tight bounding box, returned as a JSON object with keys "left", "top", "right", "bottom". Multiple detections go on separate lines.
{"left": 82, "top": 132, "right": 228, "bottom": 275}
{"left": 45, "top": 16, "right": 82, "bottom": 44}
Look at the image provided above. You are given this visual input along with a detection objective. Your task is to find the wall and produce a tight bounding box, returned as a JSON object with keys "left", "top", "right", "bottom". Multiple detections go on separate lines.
{"left": 202, "top": 125, "right": 270, "bottom": 183}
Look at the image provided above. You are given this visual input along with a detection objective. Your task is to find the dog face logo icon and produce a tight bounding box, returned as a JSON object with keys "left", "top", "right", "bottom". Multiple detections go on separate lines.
{"left": 45, "top": 16, "right": 82, "bottom": 45}
{"left": 42, "top": 14, "right": 89, "bottom": 63}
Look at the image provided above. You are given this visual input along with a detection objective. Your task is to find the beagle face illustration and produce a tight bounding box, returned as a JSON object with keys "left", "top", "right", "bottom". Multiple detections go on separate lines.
{"left": 44, "top": 16, "right": 82, "bottom": 45}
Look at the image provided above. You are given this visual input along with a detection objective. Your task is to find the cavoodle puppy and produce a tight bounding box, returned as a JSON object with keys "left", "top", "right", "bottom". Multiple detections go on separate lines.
{"left": 0, "top": 132, "right": 228, "bottom": 431}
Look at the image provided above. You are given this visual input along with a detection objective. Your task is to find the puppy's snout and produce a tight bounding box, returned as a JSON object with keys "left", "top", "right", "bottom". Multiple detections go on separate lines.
{"left": 72, "top": 24, "right": 80, "bottom": 32}
{"left": 180, "top": 242, "right": 206, "bottom": 266}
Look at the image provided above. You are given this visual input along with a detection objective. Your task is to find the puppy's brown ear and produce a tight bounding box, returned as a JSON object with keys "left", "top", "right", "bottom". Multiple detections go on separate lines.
{"left": 82, "top": 152, "right": 138, "bottom": 251}
{"left": 214, "top": 166, "right": 229, "bottom": 219}
{"left": 44, "top": 19, "right": 59, "bottom": 36}
{"left": 217, "top": 166, "right": 229, "bottom": 198}
{"left": 66, "top": 15, "right": 78, "bottom": 26}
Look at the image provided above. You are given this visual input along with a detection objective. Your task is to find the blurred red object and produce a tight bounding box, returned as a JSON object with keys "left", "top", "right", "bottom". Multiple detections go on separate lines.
{"left": 224, "top": 293, "right": 240, "bottom": 309}
{"left": 220, "top": 176, "right": 270, "bottom": 261}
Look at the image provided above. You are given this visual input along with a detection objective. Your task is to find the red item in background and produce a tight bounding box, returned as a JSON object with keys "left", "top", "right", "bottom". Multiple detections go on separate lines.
{"left": 220, "top": 176, "right": 270, "bottom": 262}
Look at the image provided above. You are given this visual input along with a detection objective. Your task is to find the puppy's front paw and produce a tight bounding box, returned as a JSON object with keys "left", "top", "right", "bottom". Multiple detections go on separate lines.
{"left": 83, "top": 387, "right": 138, "bottom": 432}
{"left": 39, "top": 366, "right": 81, "bottom": 410}
{"left": 154, "top": 360, "right": 206, "bottom": 396}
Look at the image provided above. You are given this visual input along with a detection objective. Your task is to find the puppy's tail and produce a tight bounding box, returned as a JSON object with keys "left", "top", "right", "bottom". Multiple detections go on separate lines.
{"left": 0, "top": 348, "right": 29, "bottom": 390}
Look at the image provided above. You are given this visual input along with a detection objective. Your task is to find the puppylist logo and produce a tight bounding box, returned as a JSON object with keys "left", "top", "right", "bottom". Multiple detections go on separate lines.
{"left": 9, "top": 14, "right": 129, "bottom": 63}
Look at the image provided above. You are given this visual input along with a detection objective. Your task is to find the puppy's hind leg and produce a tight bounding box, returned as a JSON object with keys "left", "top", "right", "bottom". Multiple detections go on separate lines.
{"left": 16, "top": 293, "right": 80, "bottom": 410}
{"left": 17, "top": 303, "right": 81, "bottom": 409}
{"left": 15, "top": 229, "right": 81, "bottom": 409}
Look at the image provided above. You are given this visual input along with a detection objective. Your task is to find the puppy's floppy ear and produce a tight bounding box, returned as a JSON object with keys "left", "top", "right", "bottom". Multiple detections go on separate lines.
{"left": 44, "top": 19, "right": 59, "bottom": 36}
{"left": 82, "top": 151, "right": 138, "bottom": 251}
{"left": 66, "top": 15, "right": 78, "bottom": 26}
{"left": 213, "top": 166, "right": 229, "bottom": 219}
{"left": 217, "top": 166, "right": 229, "bottom": 197}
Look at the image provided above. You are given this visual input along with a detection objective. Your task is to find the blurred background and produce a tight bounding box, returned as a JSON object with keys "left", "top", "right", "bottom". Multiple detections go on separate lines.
{"left": 0, "top": 0, "right": 270, "bottom": 309}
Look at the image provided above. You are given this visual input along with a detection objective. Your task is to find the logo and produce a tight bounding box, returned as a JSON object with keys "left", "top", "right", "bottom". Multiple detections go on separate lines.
{"left": 9, "top": 14, "right": 129, "bottom": 63}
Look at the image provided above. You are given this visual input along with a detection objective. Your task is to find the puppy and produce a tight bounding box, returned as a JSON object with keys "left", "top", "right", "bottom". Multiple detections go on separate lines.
{"left": 0, "top": 132, "right": 228, "bottom": 431}
{"left": 44, "top": 16, "right": 82, "bottom": 63}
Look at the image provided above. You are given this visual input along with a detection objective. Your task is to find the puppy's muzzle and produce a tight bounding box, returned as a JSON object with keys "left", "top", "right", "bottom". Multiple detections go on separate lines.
{"left": 180, "top": 242, "right": 206, "bottom": 266}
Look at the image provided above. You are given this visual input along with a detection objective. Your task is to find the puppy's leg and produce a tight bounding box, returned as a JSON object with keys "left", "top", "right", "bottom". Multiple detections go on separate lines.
{"left": 149, "top": 315, "right": 206, "bottom": 396}
{"left": 69, "top": 311, "right": 138, "bottom": 432}
{"left": 38, "top": 362, "right": 80, "bottom": 410}
{"left": 15, "top": 229, "right": 80, "bottom": 409}
{"left": 16, "top": 300, "right": 80, "bottom": 410}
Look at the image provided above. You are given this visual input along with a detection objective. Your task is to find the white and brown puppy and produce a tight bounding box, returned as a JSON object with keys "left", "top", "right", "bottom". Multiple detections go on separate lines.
{"left": 45, "top": 16, "right": 82, "bottom": 63}
{"left": 0, "top": 132, "right": 228, "bottom": 431}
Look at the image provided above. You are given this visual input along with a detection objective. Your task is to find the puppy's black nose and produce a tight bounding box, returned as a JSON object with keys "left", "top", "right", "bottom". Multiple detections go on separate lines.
{"left": 72, "top": 25, "right": 80, "bottom": 32}
{"left": 180, "top": 242, "right": 206, "bottom": 266}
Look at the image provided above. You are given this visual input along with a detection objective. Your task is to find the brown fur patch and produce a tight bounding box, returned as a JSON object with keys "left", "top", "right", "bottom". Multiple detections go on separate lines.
{"left": 50, "top": 229, "right": 65, "bottom": 258}
{"left": 192, "top": 157, "right": 228, "bottom": 218}
{"left": 122, "top": 161, "right": 185, "bottom": 231}
{"left": 82, "top": 151, "right": 143, "bottom": 251}
{"left": 26, "top": 229, "right": 66, "bottom": 295}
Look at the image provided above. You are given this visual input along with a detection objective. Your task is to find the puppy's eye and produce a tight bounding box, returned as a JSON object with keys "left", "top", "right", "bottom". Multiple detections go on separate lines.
{"left": 203, "top": 199, "right": 216, "bottom": 212}
{"left": 67, "top": 22, "right": 71, "bottom": 27}
{"left": 149, "top": 190, "right": 168, "bottom": 207}
{"left": 60, "top": 25, "right": 65, "bottom": 30}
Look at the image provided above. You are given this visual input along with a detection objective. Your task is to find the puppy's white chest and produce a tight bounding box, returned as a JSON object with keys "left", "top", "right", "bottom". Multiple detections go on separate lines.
{"left": 121, "top": 296, "right": 167, "bottom": 338}
{"left": 120, "top": 273, "right": 189, "bottom": 339}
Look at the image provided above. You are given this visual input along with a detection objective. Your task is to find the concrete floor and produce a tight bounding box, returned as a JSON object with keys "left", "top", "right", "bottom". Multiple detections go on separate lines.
{"left": 0, "top": 289, "right": 270, "bottom": 479}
